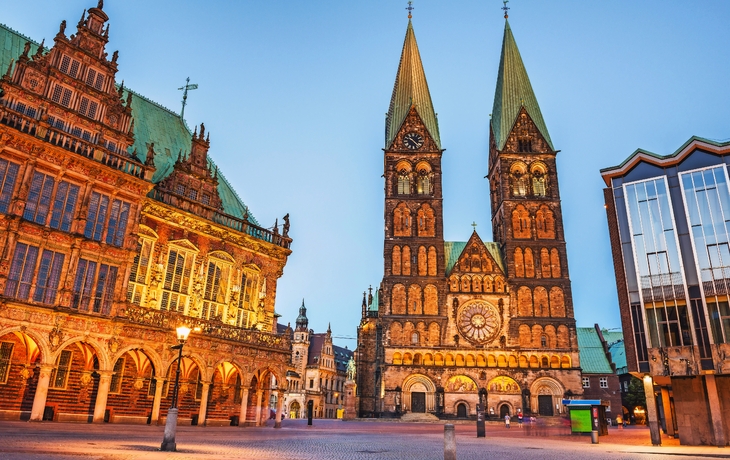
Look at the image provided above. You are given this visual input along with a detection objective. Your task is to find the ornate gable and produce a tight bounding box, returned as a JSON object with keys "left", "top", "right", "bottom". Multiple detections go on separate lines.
{"left": 501, "top": 107, "right": 552, "bottom": 155}
{"left": 387, "top": 105, "right": 440, "bottom": 152}
{"left": 450, "top": 231, "right": 503, "bottom": 276}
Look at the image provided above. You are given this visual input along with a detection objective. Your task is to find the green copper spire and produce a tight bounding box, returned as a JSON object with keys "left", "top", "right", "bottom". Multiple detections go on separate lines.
{"left": 385, "top": 20, "right": 440, "bottom": 150}
{"left": 491, "top": 20, "right": 553, "bottom": 151}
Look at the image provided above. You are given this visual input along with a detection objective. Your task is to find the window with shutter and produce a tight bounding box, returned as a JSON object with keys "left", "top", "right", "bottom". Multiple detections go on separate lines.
{"left": 79, "top": 97, "right": 89, "bottom": 115}
{"left": 91, "top": 263, "right": 118, "bottom": 314}
{"left": 94, "top": 73, "right": 104, "bottom": 91}
{"left": 202, "top": 257, "right": 231, "bottom": 320}
{"left": 72, "top": 258, "right": 97, "bottom": 311}
{"left": 72, "top": 259, "right": 117, "bottom": 315}
{"left": 160, "top": 248, "right": 195, "bottom": 313}
{"left": 23, "top": 171, "right": 55, "bottom": 225}
{"left": 59, "top": 55, "right": 70, "bottom": 74}
{"left": 86, "top": 69, "right": 97, "bottom": 86}
{"left": 127, "top": 238, "right": 154, "bottom": 305}
{"left": 33, "top": 249, "right": 65, "bottom": 305}
{"left": 4, "top": 243, "right": 39, "bottom": 301}
{"left": 49, "top": 181, "right": 80, "bottom": 232}
{"left": 69, "top": 59, "right": 79, "bottom": 78}
{"left": 0, "top": 159, "right": 20, "bottom": 214}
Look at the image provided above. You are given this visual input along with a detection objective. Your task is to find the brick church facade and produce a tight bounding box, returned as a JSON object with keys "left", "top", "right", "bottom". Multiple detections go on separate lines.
{"left": 356, "top": 16, "right": 582, "bottom": 418}
{"left": 0, "top": 3, "right": 293, "bottom": 426}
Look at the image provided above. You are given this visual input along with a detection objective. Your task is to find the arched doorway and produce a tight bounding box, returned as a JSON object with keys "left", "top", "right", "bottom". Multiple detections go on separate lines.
{"left": 290, "top": 401, "right": 301, "bottom": 419}
{"left": 530, "top": 377, "right": 564, "bottom": 416}
{"left": 500, "top": 404, "right": 511, "bottom": 418}
{"left": 456, "top": 403, "right": 468, "bottom": 418}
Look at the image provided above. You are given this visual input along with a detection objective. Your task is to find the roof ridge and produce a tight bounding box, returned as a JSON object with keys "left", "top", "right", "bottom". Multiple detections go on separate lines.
{"left": 206, "top": 156, "right": 258, "bottom": 225}
{"left": 0, "top": 23, "right": 42, "bottom": 48}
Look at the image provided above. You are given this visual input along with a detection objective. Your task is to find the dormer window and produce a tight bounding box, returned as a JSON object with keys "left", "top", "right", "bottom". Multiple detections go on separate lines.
{"left": 59, "top": 55, "right": 80, "bottom": 78}
{"left": 175, "top": 184, "right": 185, "bottom": 195}
{"left": 51, "top": 84, "right": 73, "bottom": 108}
{"left": 188, "top": 190, "right": 198, "bottom": 200}
{"left": 78, "top": 96, "right": 99, "bottom": 120}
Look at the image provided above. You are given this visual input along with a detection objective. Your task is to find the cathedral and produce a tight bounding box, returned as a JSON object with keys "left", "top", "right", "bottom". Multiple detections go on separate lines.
{"left": 0, "top": 3, "right": 293, "bottom": 426}
{"left": 356, "top": 12, "right": 582, "bottom": 419}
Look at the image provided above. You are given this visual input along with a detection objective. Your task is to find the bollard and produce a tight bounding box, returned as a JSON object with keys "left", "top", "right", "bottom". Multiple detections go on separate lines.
{"left": 591, "top": 430, "right": 599, "bottom": 444}
{"left": 444, "top": 424, "right": 456, "bottom": 460}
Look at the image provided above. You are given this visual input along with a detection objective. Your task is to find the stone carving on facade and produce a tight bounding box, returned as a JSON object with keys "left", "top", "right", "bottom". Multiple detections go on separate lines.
{"left": 48, "top": 325, "right": 64, "bottom": 351}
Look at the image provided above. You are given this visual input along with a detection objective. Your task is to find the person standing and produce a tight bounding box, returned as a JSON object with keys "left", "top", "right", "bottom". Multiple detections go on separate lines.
{"left": 517, "top": 411, "right": 523, "bottom": 428}
{"left": 504, "top": 413, "right": 511, "bottom": 428}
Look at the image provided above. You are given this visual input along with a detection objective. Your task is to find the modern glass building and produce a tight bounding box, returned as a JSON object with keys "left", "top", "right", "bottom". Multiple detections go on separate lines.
{"left": 602, "top": 137, "right": 730, "bottom": 446}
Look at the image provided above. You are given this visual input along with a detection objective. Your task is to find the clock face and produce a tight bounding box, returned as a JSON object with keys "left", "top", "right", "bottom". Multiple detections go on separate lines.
{"left": 403, "top": 132, "right": 424, "bottom": 150}
{"left": 457, "top": 301, "right": 501, "bottom": 344}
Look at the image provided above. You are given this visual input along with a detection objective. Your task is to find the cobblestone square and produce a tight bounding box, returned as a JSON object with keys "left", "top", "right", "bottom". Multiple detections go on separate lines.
{"left": 0, "top": 420, "right": 723, "bottom": 460}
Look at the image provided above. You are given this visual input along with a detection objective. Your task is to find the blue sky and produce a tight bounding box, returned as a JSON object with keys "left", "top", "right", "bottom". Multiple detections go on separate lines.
{"left": 5, "top": 1, "right": 730, "bottom": 347}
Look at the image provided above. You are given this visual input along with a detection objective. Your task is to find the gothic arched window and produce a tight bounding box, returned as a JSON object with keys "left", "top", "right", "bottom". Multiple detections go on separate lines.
{"left": 417, "top": 204, "right": 435, "bottom": 237}
{"left": 394, "top": 203, "right": 412, "bottom": 237}
{"left": 510, "top": 162, "right": 528, "bottom": 197}
{"left": 535, "top": 205, "right": 555, "bottom": 239}
{"left": 512, "top": 205, "right": 531, "bottom": 239}
{"left": 531, "top": 162, "right": 548, "bottom": 197}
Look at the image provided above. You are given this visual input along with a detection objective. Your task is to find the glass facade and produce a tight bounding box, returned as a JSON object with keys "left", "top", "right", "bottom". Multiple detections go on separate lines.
{"left": 624, "top": 178, "right": 692, "bottom": 347}
{"left": 680, "top": 166, "right": 730, "bottom": 343}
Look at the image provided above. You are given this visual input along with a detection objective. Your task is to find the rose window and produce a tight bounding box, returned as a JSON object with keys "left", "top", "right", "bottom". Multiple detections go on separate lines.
{"left": 457, "top": 301, "right": 500, "bottom": 344}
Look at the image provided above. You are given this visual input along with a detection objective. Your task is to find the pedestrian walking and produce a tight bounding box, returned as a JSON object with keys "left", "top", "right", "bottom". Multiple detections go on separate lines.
{"left": 517, "top": 412, "right": 523, "bottom": 428}
{"left": 504, "top": 413, "right": 511, "bottom": 428}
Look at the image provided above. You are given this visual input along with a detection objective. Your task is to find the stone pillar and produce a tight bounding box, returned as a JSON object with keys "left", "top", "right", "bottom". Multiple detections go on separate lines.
{"left": 275, "top": 390, "right": 284, "bottom": 428}
{"left": 642, "top": 375, "right": 662, "bottom": 446}
{"left": 29, "top": 365, "right": 54, "bottom": 421}
{"left": 343, "top": 380, "right": 356, "bottom": 420}
{"left": 150, "top": 378, "right": 165, "bottom": 425}
{"left": 92, "top": 370, "right": 113, "bottom": 423}
{"left": 197, "top": 381, "right": 211, "bottom": 426}
{"left": 254, "top": 390, "right": 263, "bottom": 427}
{"left": 239, "top": 388, "right": 249, "bottom": 426}
{"left": 660, "top": 387, "right": 675, "bottom": 437}
{"left": 705, "top": 374, "right": 727, "bottom": 446}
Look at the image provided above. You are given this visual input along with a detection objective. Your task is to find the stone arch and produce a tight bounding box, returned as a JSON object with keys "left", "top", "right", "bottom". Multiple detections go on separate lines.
{"left": 461, "top": 275, "right": 471, "bottom": 293}
{"left": 0, "top": 326, "right": 51, "bottom": 365}
{"left": 445, "top": 353, "right": 455, "bottom": 366}
{"left": 402, "top": 246, "right": 411, "bottom": 276}
{"left": 449, "top": 275, "right": 459, "bottom": 292}
{"left": 112, "top": 344, "right": 164, "bottom": 379}
{"left": 550, "top": 287, "right": 566, "bottom": 317}
{"left": 424, "top": 285, "right": 438, "bottom": 315}
{"left": 423, "top": 353, "right": 434, "bottom": 366}
{"left": 392, "top": 246, "right": 401, "bottom": 275}
{"left": 530, "top": 161, "right": 548, "bottom": 197}
{"left": 428, "top": 322, "right": 440, "bottom": 344}
{"left": 487, "top": 355, "right": 497, "bottom": 367}
{"left": 550, "top": 249, "right": 561, "bottom": 278}
{"left": 392, "top": 352, "right": 402, "bottom": 365}
{"left": 524, "top": 248, "right": 535, "bottom": 278}
{"left": 408, "top": 284, "right": 422, "bottom": 314}
{"left": 510, "top": 161, "right": 528, "bottom": 197}
{"left": 540, "top": 248, "right": 551, "bottom": 278}
{"left": 402, "top": 373, "right": 437, "bottom": 413}
{"left": 435, "top": 353, "right": 444, "bottom": 366}
{"left": 413, "top": 353, "right": 422, "bottom": 366}
{"left": 249, "top": 367, "right": 283, "bottom": 390}
{"left": 396, "top": 160, "right": 413, "bottom": 195}
{"left": 487, "top": 375, "right": 521, "bottom": 394}
{"left": 534, "top": 287, "right": 549, "bottom": 317}
{"left": 390, "top": 322, "right": 403, "bottom": 345}
{"left": 561, "top": 355, "right": 571, "bottom": 368}
{"left": 544, "top": 325, "right": 557, "bottom": 348}
{"left": 512, "top": 205, "right": 531, "bottom": 239}
{"left": 472, "top": 275, "right": 482, "bottom": 293}
{"left": 530, "top": 377, "right": 565, "bottom": 414}
{"left": 391, "top": 284, "right": 406, "bottom": 315}
{"left": 455, "top": 354, "right": 465, "bottom": 367}
{"left": 51, "top": 336, "right": 110, "bottom": 370}
{"left": 417, "top": 204, "right": 435, "bottom": 237}
{"left": 403, "top": 322, "right": 415, "bottom": 343}
{"left": 494, "top": 276, "right": 505, "bottom": 293}
{"left": 557, "top": 325, "right": 570, "bottom": 348}
{"left": 428, "top": 246, "right": 437, "bottom": 276}
{"left": 497, "top": 355, "right": 507, "bottom": 367}
{"left": 483, "top": 275, "right": 494, "bottom": 293}
{"left": 418, "top": 246, "right": 427, "bottom": 276}
{"left": 518, "top": 324, "right": 531, "bottom": 347}
{"left": 517, "top": 286, "right": 533, "bottom": 316}
{"left": 508, "top": 355, "right": 518, "bottom": 367}
{"left": 529, "top": 355, "right": 539, "bottom": 368}
{"left": 531, "top": 325, "right": 544, "bottom": 348}
{"left": 550, "top": 356, "right": 560, "bottom": 369}
{"left": 540, "top": 356, "right": 549, "bottom": 368}
{"left": 394, "top": 203, "right": 412, "bottom": 237}
{"left": 536, "top": 205, "right": 555, "bottom": 239}
{"left": 477, "top": 354, "right": 487, "bottom": 367}
{"left": 519, "top": 355, "right": 528, "bottom": 368}
{"left": 482, "top": 256, "right": 493, "bottom": 273}
{"left": 403, "top": 353, "right": 413, "bottom": 365}
{"left": 168, "top": 352, "right": 209, "bottom": 383}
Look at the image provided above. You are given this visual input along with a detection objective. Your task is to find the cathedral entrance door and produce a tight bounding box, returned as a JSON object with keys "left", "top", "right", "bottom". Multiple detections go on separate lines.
{"left": 499, "top": 404, "right": 510, "bottom": 418}
{"left": 457, "top": 403, "right": 467, "bottom": 418}
{"left": 411, "top": 392, "right": 426, "bottom": 413}
{"left": 538, "top": 395, "right": 554, "bottom": 416}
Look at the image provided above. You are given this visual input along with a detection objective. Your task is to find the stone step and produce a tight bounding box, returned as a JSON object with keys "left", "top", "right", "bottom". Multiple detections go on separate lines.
{"left": 400, "top": 412, "right": 440, "bottom": 423}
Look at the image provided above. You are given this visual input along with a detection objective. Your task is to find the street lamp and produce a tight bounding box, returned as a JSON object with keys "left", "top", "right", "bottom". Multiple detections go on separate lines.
{"left": 160, "top": 325, "right": 191, "bottom": 452}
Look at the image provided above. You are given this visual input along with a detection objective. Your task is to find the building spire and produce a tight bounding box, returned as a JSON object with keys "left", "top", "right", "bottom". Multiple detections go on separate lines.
{"left": 385, "top": 16, "right": 440, "bottom": 150}
{"left": 502, "top": 0, "right": 510, "bottom": 19}
{"left": 406, "top": 1, "right": 414, "bottom": 19}
{"left": 491, "top": 20, "right": 553, "bottom": 151}
{"left": 295, "top": 299, "right": 308, "bottom": 331}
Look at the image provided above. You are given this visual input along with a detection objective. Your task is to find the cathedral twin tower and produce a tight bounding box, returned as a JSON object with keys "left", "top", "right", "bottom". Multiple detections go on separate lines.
{"left": 356, "top": 14, "right": 581, "bottom": 418}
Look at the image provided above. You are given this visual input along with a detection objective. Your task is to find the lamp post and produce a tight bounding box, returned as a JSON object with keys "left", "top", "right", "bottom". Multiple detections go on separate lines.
{"left": 160, "top": 325, "right": 191, "bottom": 452}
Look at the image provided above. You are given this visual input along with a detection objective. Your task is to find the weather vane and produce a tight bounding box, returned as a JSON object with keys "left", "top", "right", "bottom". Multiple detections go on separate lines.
{"left": 178, "top": 76, "right": 198, "bottom": 120}
{"left": 406, "top": 1, "right": 414, "bottom": 19}
{"left": 502, "top": 0, "right": 510, "bottom": 19}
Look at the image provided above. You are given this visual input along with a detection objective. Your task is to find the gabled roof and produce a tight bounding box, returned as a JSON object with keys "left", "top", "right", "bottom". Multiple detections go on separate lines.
{"left": 599, "top": 136, "right": 730, "bottom": 186}
{"left": 0, "top": 23, "right": 258, "bottom": 225}
{"left": 444, "top": 238, "right": 504, "bottom": 276}
{"left": 385, "top": 20, "right": 440, "bottom": 150}
{"left": 576, "top": 327, "right": 615, "bottom": 374}
{"left": 491, "top": 20, "right": 553, "bottom": 151}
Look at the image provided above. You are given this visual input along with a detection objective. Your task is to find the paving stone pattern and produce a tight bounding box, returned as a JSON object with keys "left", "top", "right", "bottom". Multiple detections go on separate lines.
{"left": 0, "top": 420, "right": 722, "bottom": 460}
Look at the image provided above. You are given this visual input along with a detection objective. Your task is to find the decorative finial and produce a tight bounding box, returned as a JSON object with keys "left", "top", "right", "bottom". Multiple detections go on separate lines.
{"left": 502, "top": 0, "right": 509, "bottom": 19}
{"left": 471, "top": 221, "right": 478, "bottom": 231}
{"left": 406, "top": 1, "right": 414, "bottom": 19}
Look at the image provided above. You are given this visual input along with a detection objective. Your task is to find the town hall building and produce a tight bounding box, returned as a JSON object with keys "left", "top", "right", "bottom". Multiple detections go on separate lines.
{"left": 356, "top": 12, "right": 582, "bottom": 419}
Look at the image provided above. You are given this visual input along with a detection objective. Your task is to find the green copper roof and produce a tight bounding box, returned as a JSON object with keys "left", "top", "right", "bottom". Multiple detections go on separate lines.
{"left": 0, "top": 23, "right": 257, "bottom": 225}
{"left": 491, "top": 20, "right": 553, "bottom": 151}
{"left": 385, "top": 20, "right": 440, "bottom": 150}
{"left": 444, "top": 240, "right": 504, "bottom": 275}
{"left": 576, "top": 327, "right": 614, "bottom": 374}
